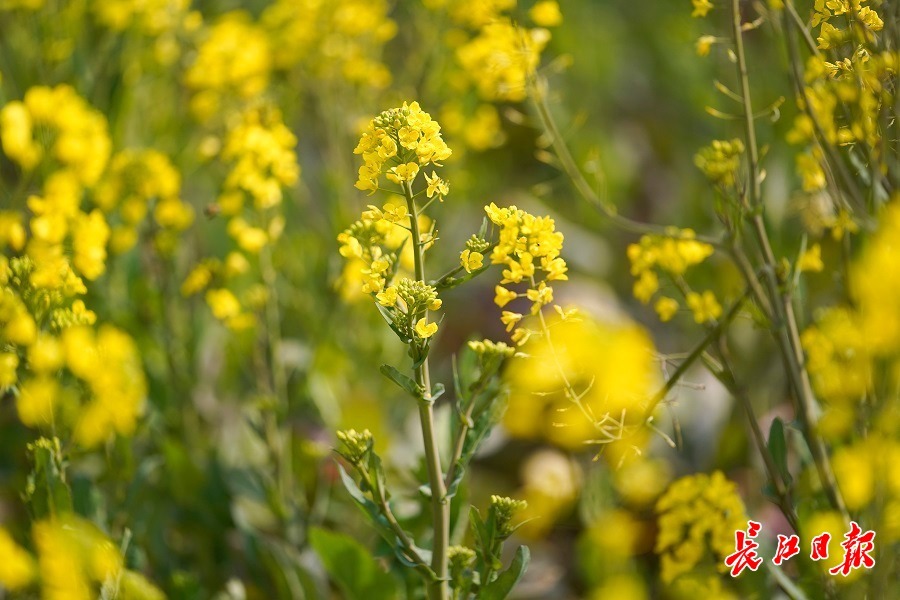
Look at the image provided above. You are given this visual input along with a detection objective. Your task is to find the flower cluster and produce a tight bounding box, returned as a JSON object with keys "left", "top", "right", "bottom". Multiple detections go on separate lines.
{"left": 802, "top": 203, "right": 900, "bottom": 437}
{"left": 336, "top": 428, "right": 374, "bottom": 464}
{"left": 184, "top": 12, "right": 271, "bottom": 120}
{"left": 337, "top": 207, "right": 413, "bottom": 298}
{"left": 420, "top": 1, "right": 560, "bottom": 152}
{"left": 456, "top": 20, "right": 550, "bottom": 103}
{"left": 261, "top": 0, "right": 396, "bottom": 89}
{"left": 694, "top": 139, "right": 745, "bottom": 187}
{"left": 0, "top": 258, "right": 146, "bottom": 447}
{"left": 2, "top": 513, "right": 165, "bottom": 600}
{"left": 787, "top": 2, "right": 890, "bottom": 203}
{"left": 183, "top": 105, "right": 298, "bottom": 330}
{"left": 93, "top": 149, "right": 194, "bottom": 255}
{"left": 813, "top": 0, "right": 883, "bottom": 51}
{"left": 220, "top": 104, "right": 299, "bottom": 212}
{"left": 626, "top": 230, "right": 717, "bottom": 323}
{"left": 93, "top": 0, "right": 191, "bottom": 36}
{"left": 0, "top": 84, "right": 111, "bottom": 186}
{"left": 485, "top": 202, "right": 567, "bottom": 344}
{"left": 504, "top": 313, "right": 659, "bottom": 455}
{"left": 377, "top": 278, "right": 443, "bottom": 341}
{"left": 655, "top": 471, "right": 748, "bottom": 585}
{"left": 353, "top": 101, "right": 452, "bottom": 194}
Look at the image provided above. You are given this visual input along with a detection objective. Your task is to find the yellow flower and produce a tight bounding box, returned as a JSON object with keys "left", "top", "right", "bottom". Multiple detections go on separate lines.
{"left": 633, "top": 270, "right": 658, "bottom": 304}
{"left": 184, "top": 12, "right": 271, "bottom": 118}
{"left": 686, "top": 290, "right": 722, "bottom": 324}
{"left": 386, "top": 161, "right": 420, "bottom": 184}
{"left": 28, "top": 336, "right": 64, "bottom": 373}
{"left": 457, "top": 20, "right": 549, "bottom": 102}
{"left": 71, "top": 210, "right": 110, "bottom": 280}
{"left": 495, "top": 285, "right": 518, "bottom": 308}
{"left": 692, "top": 0, "right": 713, "bottom": 18}
{"left": 656, "top": 471, "right": 747, "bottom": 584}
{"left": 376, "top": 286, "right": 398, "bottom": 306}
{"left": 0, "top": 528, "right": 35, "bottom": 591}
{"left": 382, "top": 202, "right": 408, "bottom": 223}
{"left": 353, "top": 102, "right": 451, "bottom": 191}
{"left": 16, "top": 376, "right": 59, "bottom": 427}
{"left": 501, "top": 311, "right": 523, "bottom": 332}
{"left": 460, "top": 249, "right": 484, "bottom": 273}
{"left": 504, "top": 312, "right": 659, "bottom": 450}
{"left": 415, "top": 317, "right": 438, "bottom": 338}
{"left": 654, "top": 297, "right": 679, "bottom": 322}
{"left": 424, "top": 171, "right": 450, "bottom": 199}
{"left": 696, "top": 35, "right": 716, "bottom": 56}
{"left": 235, "top": 226, "right": 268, "bottom": 254}
{"left": 526, "top": 282, "right": 553, "bottom": 314}
{"left": 798, "top": 243, "right": 824, "bottom": 272}
{"left": 529, "top": 0, "right": 562, "bottom": 27}
{"left": 0, "top": 352, "right": 19, "bottom": 386}
{"left": 206, "top": 288, "right": 242, "bottom": 321}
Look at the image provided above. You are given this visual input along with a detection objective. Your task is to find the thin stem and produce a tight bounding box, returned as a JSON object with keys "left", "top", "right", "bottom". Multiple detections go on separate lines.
{"left": 365, "top": 464, "right": 432, "bottom": 574}
{"left": 643, "top": 288, "right": 751, "bottom": 418}
{"left": 261, "top": 242, "right": 293, "bottom": 511}
{"left": 444, "top": 372, "right": 492, "bottom": 490}
{"left": 528, "top": 75, "right": 723, "bottom": 247}
{"left": 731, "top": 0, "right": 849, "bottom": 521}
{"left": 709, "top": 342, "right": 800, "bottom": 533}
{"left": 404, "top": 181, "right": 449, "bottom": 600}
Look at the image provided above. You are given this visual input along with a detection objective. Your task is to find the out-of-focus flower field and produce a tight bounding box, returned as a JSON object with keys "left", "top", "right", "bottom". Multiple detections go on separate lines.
{"left": 1, "top": 0, "right": 899, "bottom": 598}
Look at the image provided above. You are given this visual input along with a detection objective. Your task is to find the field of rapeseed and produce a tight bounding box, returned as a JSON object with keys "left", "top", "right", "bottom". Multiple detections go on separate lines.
{"left": 1, "top": 0, "right": 899, "bottom": 598}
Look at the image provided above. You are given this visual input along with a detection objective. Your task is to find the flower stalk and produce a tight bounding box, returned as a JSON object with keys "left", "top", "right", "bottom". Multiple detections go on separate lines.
{"left": 403, "top": 180, "right": 450, "bottom": 600}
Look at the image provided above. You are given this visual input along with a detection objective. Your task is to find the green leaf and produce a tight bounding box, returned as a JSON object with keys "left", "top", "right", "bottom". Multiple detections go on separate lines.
{"left": 767, "top": 417, "right": 792, "bottom": 486}
{"left": 374, "top": 303, "right": 410, "bottom": 342}
{"left": 308, "top": 526, "right": 399, "bottom": 600}
{"left": 337, "top": 464, "right": 431, "bottom": 573}
{"left": 380, "top": 364, "right": 423, "bottom": 398}
{"left": 481, "top": 545, "right": 530, "bottom": 600}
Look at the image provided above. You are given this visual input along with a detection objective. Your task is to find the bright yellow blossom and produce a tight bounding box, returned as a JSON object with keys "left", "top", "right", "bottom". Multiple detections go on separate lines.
{"left": 415, "top": 318, "right": 438, "bottom": 338}
{"left": 460, "top": 249, "right": 484, "bottom": 273}
{"left": 495, "top": 285, "right": 518, "bottom": 307}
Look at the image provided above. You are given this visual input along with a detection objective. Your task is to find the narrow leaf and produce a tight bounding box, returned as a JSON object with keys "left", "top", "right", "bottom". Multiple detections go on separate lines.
{"left": 380, "top": 364, "right": 422, "bottom": 398}
{"left": 308, "top": 526, "right": 399, "bottom": 600}
{"left": 481, "top": 546, "right": 530, "bottom": 600}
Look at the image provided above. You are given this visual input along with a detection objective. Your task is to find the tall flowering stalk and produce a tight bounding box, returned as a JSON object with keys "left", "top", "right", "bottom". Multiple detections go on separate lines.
{"left": 336, "top": 102, "right": 553, "bottom": 599}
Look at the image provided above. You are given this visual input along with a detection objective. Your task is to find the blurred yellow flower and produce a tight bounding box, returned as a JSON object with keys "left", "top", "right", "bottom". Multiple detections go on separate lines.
{"left": 0, "top": 527, "right": 35, "bottom": 591}
{"left": 530, "top": 1, "right": 563, "bottom": 27}
{"left": 686, "top": 290, "right": 722, "bottom": 324}
{"left": 504, "top": 311, "right": 659, "bottom": 451}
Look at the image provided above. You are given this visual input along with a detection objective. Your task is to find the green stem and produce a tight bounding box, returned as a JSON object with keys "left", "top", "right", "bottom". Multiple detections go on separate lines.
{"left": 261, "top": 242, "right": 293, "bottom": 512}
{"left": 404, "top": 181, "right": 449, "bottom": 600}
{"left": 708, "top": 343, "right": 800, "bottom": 533}
{"left": 528, "top": 75, "right": 723, "bottom": 247}
{"left": 731, "top": 0, "right": 849, "bottom": 521}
